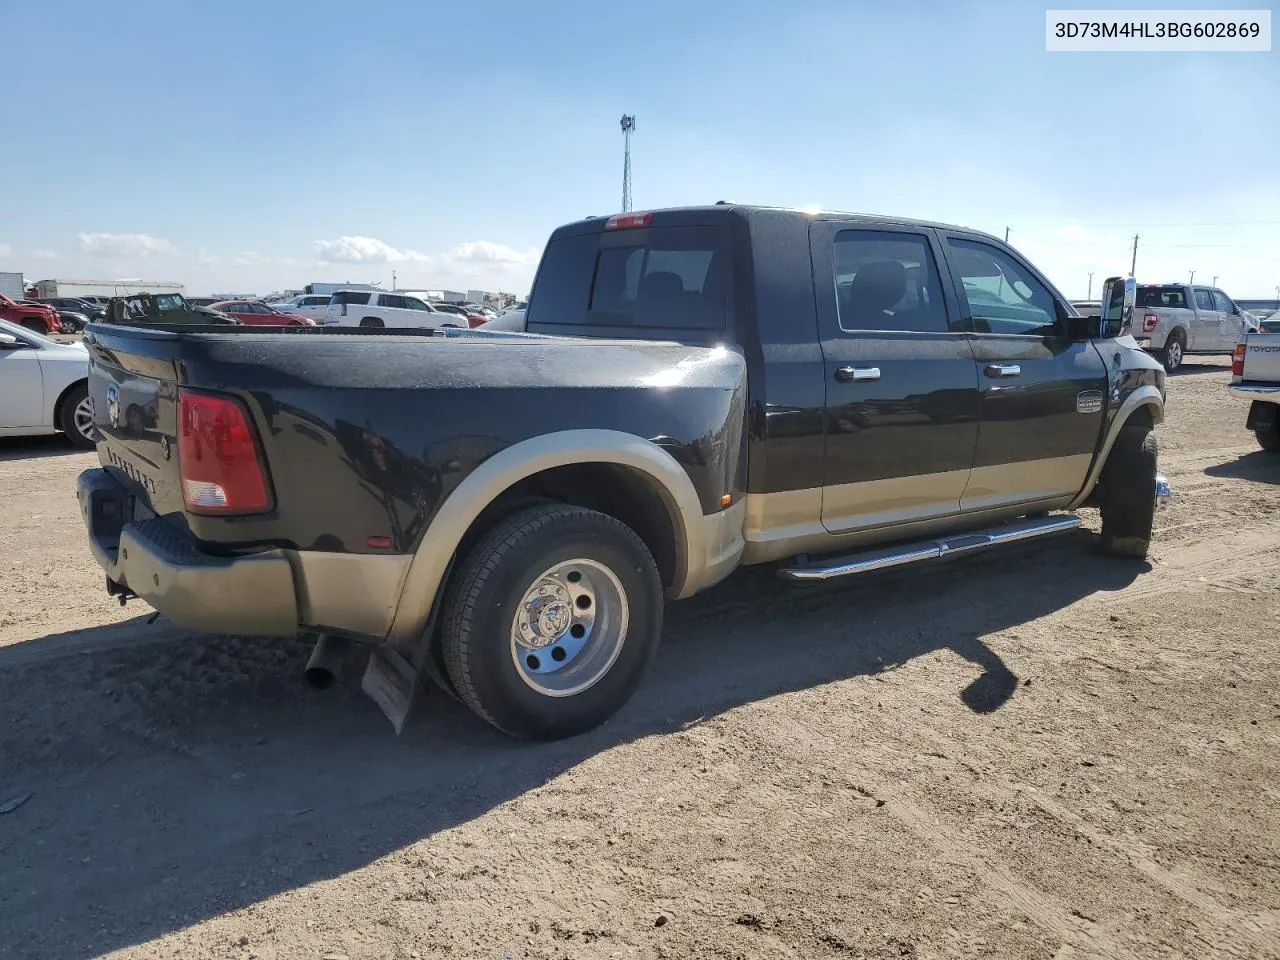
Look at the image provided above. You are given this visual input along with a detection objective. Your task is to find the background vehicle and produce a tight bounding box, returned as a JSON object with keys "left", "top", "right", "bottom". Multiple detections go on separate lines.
{"left": 325, "top": 290, "right": 461, "bottom": 329}
{"left": 425, "top": 300, "right": 486, "bottom": 327}
{"left": 0, "top": 294, "right": 60, "bottom": 334}
{"left": 1229, "top": 334, "right": 1280, "bottom": 451}
{"left": 104, "top": 292, "right": 240, "bottom": 326}
{"left": 1259, "top": 318, "right": 1280, "bottom": 334}
{"left": 479, "top": 308, "right": 526, "bottom": 331}
{"left": 1132, "top": 283, "right": 1252, "bottom": 372}
{"left": 272, "top": 294, "right": 333, "bottom": 324}
{"left": 77, "top": 205, "right": 1167, "bottom": 741}
{"left": 37, "top": 297, "right": 108, "bottom": 324}
{"left": 210, "top": 300, "right": 315, "bottom": 326}
{"left": 0, "top": 317, "right": 95, "bottom": 447}
{"left": 54, "top": 309, "right": 91, "bottom": 333}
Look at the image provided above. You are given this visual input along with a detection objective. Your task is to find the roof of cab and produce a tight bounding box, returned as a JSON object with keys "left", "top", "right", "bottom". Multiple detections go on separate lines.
{"left": 553, "top": 203, "right": 1002, "bottom": 243}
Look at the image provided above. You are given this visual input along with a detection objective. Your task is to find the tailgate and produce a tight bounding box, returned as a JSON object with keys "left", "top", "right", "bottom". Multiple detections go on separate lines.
{"left": 1242, "top": 335, "right": 1280, "bottom": 384}
{"left": 85, "top": 329, "right": 185, "bottom": 518}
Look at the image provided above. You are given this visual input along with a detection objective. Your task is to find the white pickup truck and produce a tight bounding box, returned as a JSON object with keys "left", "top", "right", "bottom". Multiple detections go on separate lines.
{"left": 1229, "top": 333, "right": 1280, "bottom": 451}
{"left": 1134, "top": 283, "right": 1254, "bottom": 373}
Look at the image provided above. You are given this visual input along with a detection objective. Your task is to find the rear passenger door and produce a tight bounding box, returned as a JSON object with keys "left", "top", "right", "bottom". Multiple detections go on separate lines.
{"left": 810, "top": 223, "right": 980, "bottom": 534}
{"left": 1191, "top": 288, "right": 1220, "bottom": 350}
{"left": 939, "top": 235, "right": 1107, "bottom": 510}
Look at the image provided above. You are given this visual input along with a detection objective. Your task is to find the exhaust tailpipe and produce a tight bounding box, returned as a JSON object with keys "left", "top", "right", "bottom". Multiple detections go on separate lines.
{"left": 304, "top": 633, "right": 351, "bottom": 689}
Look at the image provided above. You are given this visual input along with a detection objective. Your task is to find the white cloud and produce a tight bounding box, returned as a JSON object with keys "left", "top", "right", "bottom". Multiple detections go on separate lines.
{"left": 313, "top": 235, "right": 430, "bottom": 265}
{"left": 0, "top": 243, "right": 12, "bottom": 258}
{"left": 31, "top": 249, "right": 58, "bottom": 260}
{"left": 233, "top": 250, "right": 261, "bottom": 267}
{"left": 78, "top": 232, "right": 171, "bottom": 258}
{"left": 445, "top": 240, "right": 539, "bottom": 268}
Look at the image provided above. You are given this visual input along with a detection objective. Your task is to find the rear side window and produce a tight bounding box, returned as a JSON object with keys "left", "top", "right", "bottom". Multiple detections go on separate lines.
{"left": 833, "top": 231, "right": 949, "bottom": 334}
{"left": 330, "top": 291, "right": 371, "bottom": 306}
{"left": 528, "top": 226, "right": 728, "bottom": 330}
{"left": 1137, "top": 286, "right": 1186, "bottom": 309}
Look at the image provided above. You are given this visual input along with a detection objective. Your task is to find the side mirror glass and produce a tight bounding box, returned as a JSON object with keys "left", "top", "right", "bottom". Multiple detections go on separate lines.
{"left": 1099, "top": 276, "right": 1136, "bottom": 339}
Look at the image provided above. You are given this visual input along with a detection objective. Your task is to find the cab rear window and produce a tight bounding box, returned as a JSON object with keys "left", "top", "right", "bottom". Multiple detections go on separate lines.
{"left": 1137, "top": 286, "right": 1186, "bottom": 309}
{"left": 528, "top": 226, "right": 728, "bottom": 330}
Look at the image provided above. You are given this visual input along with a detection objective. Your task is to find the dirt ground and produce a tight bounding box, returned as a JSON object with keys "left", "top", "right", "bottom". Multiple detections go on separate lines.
{"left": 1, "top": 356, "right": 1277, "bottom": 960}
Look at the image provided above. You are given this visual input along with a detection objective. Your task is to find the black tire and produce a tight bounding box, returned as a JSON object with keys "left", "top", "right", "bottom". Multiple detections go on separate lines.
{"left": 1256, "top": 422, "right": 1280, "bottom": 452}
{"left": 359, "top": 317, "right": 383, "bottom": 328}
{"left": 1158, "top": 329, "right": 1185, "bottom": 373}
{"left": 58, "top": 382, "right": 97, "bottom": 449}
{"left": 441, "top": 503, "right": 663, "bottom": 740}
{"left": 1099, "top": 423, "right": 1157, "bottom": 559}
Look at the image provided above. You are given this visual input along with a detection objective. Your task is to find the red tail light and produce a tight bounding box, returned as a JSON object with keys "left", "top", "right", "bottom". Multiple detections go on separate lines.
{"left": 179, "top": 390, "right": 271, "bottom": 514}
{"left": 1142, "top": 312, "right": 1159, "bottom": 333}
{"left": 1232, "top": 343, "right": 1245, "bottom": 377}
{"left": 604, "top": 212, "right": 653, "bottom": 230}
{"left": 466, "top": 313, "right": 486, "bottom": 328}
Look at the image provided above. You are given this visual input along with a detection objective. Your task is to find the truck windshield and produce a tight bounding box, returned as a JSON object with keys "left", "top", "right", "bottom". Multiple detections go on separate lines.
{"left": 1137, "top": 286, "right": 1186, "bottom": 309}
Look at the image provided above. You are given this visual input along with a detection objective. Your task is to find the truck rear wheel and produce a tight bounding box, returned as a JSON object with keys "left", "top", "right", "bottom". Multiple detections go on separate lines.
{"left": 359, "top": 317, "right": 383, "bottom": 328}
{"left": 1099, "top": 423, "right": 1157, "bottom": 559}
{"left": 441, "top": 503, "right": 663, "bottom": 740}
{"left": 1158, "top": 330, "right": 1185, "bottom": 373}
{"left": 1256, "top": 422, "right": 1280, "bottom": 451}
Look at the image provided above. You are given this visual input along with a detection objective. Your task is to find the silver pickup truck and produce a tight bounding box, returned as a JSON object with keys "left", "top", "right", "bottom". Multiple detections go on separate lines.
{"left": 1134, "top": 283, "right": 1254, "bottom": 372}
{"left": 1229, "top": 332, "right": 1280, "bottom": 450}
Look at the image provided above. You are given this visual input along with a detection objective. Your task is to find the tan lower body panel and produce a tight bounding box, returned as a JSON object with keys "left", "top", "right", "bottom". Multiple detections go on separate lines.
{"left": 289, "top": 551, "right": 413, "bottom": 638}
{"left": 741, "top": 456, "right": 1087, "bottom": 566}
{"left": 960, "top": 454, "right": 1092, "bottom": 512}
{"left": 820, "top": 468, "right": 971, "bottom": 534}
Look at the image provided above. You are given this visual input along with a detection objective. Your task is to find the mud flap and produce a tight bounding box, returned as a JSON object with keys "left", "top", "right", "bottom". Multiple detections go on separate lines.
{"left": 361, "top": 646, "right": 421, "bottom": 735}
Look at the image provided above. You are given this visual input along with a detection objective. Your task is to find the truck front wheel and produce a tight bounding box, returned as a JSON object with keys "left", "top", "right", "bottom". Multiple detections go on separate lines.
{"left": 441, "top": 503, "right": 663, "bottom": 740}
{"left": 1099, "top": 423, "right": 1158, "bottom": 559}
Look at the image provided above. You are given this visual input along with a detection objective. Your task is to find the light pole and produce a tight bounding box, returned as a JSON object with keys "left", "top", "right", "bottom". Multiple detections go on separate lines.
{"left": 1212, "top": 275, "right": 1218, "bottom": 287}
{"left": 1189, "top": 270, "right": 1196, "bottom": 283}
{"left": 1004, "top": 226, "right": 1010, "bottom": 242}
{"left": 1087, "top": 272, "right": 1094, "bottom": 300}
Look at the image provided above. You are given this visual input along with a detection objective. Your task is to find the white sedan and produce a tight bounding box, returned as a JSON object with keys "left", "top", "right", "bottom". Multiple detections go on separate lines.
{"left": 0, "top": 318, "right": 96, "bottom": 448}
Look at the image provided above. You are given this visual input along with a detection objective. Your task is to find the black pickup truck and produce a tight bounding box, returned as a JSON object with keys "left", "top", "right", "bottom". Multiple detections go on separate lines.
{"left": 77, "top": 205, "right": 1169, "bottom": 739}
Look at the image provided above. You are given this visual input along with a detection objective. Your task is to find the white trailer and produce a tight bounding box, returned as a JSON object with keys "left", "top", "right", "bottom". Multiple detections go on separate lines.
{"left": 33, "top": 278, "right": 184, "bottom": 299}
{"left": 0, "top": 272, "right": 24, "bottom": 299}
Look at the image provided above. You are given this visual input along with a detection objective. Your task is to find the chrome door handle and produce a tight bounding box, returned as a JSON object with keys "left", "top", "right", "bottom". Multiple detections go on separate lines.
{"left": 984, "top": 363, "right": 1021, "bottom": 378}
{"left": 835, "top": 366, "right": 880, "bottom": 383}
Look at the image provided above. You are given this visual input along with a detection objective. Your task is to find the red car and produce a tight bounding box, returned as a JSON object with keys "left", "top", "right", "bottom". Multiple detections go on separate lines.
{"left": 210, "top": 300, "right": 315, "bottom": 326}
{"left": 0, "top": 294, "right": 60, "bottom": 334}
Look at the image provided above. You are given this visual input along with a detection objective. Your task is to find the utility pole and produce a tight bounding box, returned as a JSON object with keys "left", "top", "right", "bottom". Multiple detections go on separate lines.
{"left": 392, "top": 269, "right": 397, "bottom": 291}
{"left": 1130, "top": 234, "right": 1139, "bottom": 278}
{"left": 1212, "top": 275, "right": 1218, "bottom": 287}
{"left": 1087, "top": 272, "right": 1094, "bottom": 300}
{"left": 620, "top": 114, "right": 635, "bottom": 213}
{"left": 1004, "top": 226, "right": 1010, "bottom": 242}
{"left": 1189, "top": 270, "right": 1196, "bottom": 284}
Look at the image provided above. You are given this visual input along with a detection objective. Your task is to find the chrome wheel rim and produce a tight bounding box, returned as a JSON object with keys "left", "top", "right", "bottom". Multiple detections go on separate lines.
{"left": 73, "top": 396, "right": 96, "bottom": 443}
{"left": 1167, "top": 341, "right": 1182, "bottom": 369}
{"left": 510, "top": 558, "right": 628, "bottom": 697}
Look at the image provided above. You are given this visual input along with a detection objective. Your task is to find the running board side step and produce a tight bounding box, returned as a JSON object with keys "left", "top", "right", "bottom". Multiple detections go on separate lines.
{"left": 778, "top": 514, "right": 1082, "bottom": 582}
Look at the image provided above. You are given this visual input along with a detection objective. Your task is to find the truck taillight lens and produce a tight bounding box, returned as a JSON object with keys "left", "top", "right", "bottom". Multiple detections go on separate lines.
{"left": 1142, "top": 312, "right": 1159, "bottom": 333}
{"left": 467, "top": 314, "right": 486, "bottom": 327}
{"left": 179, "top": 390, "right": 271, "bottom": 514}
{"left": 1232, "top": 343, "right": 1245, "bottom": 377}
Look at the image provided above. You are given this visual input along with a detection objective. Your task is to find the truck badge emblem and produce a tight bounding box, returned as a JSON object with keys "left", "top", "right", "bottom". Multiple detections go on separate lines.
{"left": 1076, "top": 391, "right": 1103, "bottom": 414}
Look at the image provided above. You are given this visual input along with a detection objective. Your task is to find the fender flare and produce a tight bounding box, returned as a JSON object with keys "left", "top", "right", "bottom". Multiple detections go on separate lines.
{"left": 1068, "top": 386, "right": 1164, "bottom": 509}
{"left": 383, "top": 429, "right": 708, "bottom": 646}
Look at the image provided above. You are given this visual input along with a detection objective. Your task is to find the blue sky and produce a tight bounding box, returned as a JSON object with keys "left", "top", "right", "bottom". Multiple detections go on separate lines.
{"left": 2, "top": 0, "right": 1277, "bottom": 298}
